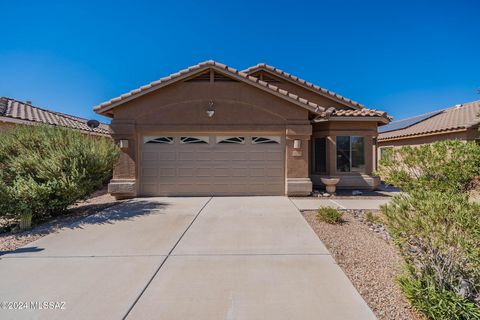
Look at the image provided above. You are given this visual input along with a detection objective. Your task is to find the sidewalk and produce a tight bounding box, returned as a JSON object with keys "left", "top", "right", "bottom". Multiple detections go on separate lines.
{"left": 290, "top": 198, "right": 391, "bottom": 211}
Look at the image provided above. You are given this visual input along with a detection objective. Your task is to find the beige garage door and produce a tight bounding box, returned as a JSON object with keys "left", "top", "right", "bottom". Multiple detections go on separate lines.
{"left": 140, "top": 135, "right": 285, "bottom": 196}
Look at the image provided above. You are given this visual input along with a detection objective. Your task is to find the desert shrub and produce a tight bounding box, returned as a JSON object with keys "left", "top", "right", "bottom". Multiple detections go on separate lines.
{"left": 364, "top": 210, "right": 383, "bottom": 224}
{"left": 376, "top": 140, "right": 480, "bottom": 193}
{"left": 398, "top": 272, "right": 480, "bottom": 320}
{"left": 381, "top": 191, "right": 480, "bottom": 319}
{"left": 0, "top": 125, "right": 119, "bottom": 223}
{"left": 316, "top": 207, "right": 342, "bottom": 224}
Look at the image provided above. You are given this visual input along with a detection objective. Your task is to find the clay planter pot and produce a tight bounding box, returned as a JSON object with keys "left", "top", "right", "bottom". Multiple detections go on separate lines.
{"left": 320, "top": 177, "right": 340, "bottom": 193}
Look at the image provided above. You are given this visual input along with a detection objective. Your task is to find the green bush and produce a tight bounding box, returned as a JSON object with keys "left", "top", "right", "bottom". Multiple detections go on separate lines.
{"left": 316, "top": 207, "right": 343, "bottom": 224}
{"left": 398, "top": 272, "right": 480, "bottom": 320}
{"left": 376, "top": 140, "right": 480, "bottom": 193}
{"left": 0, "top": 125, "right": 119, "bottom": 224}
{"left": 382, "top": 191, "right": 480, "bottom": 319}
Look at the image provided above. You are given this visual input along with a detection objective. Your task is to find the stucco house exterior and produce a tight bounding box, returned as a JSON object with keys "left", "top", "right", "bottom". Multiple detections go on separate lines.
{"left": 0, "top": 97, "right": 109, "bottom": 135}
{"left": 378, "top": 100, "right": 480, "bottom": 159}
{"left": 94, "top": 61, "right": 390, "bottom": 198}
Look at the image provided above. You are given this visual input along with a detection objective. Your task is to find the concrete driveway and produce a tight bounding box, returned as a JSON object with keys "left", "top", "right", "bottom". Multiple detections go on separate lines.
{"left": 0, "top": 197, "right": 375, "bottom": 320}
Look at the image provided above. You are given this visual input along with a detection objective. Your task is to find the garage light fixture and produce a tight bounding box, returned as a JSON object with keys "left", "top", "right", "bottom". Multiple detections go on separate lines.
{"left": 206, "top": 100, "right": 215, "bottom": 117}
{"left": 119, "top": 139, "right": 129, "bottom": 149}
{"left": 293, "top": 139, "right": 301, "bottom": 149}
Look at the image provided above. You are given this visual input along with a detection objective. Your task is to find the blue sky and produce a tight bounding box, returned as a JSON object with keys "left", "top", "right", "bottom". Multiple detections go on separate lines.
{"left": 1, "top": 0, "right": 479, "bottom": 123}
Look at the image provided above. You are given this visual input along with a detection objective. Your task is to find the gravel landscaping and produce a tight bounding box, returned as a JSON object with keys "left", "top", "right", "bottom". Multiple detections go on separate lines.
{"left": 303, "top": 209, "right": 423, "bottom": 320}
{"left": 0, "top": 188, "right": 123, "bottom": 253}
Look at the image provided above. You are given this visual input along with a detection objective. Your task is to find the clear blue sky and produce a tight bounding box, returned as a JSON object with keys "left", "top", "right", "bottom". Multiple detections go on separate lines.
{"left": 1, "top": 0, "right": 479, "bottom": 123}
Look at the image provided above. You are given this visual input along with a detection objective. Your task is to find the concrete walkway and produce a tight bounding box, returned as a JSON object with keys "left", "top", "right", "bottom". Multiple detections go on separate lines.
{"left": 0, "top": 197, "right": 375, "bottom": 320}
{"left": 291, "top": 198, "right": 391, "bottom": 211}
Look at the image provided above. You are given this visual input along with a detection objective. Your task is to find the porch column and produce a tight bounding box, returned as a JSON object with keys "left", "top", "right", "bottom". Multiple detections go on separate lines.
{"left": 108, "top": 119, "right": 137, "bottom": 199}
{"left": 285, "top": 124, "right": 313, "bottom": 196}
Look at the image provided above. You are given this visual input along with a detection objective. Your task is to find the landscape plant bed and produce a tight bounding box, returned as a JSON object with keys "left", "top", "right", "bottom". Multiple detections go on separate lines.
{"left": 0, "top": 188, "right": 123, "bottom": 253}
{"left": 303, "top": 209, "right": 422, "bottom": 320}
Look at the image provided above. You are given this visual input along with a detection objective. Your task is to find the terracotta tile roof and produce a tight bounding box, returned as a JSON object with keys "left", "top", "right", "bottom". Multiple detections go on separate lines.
{"left": 330, "top": 108, "right": 389, "bottom": 118}
{"left": 378, "top": 101, "right": 480, "bottom": 141}
{"left": 242, "top": 63, "right": 365, "bottom": 109}
{"left": 0, "top": 97, "right": 110, "bottom": 135}
{"left": 93, "top": 60, "right": 390, "bottom": 123}
{"left": 94, "top": 60, "right": 324, "bottom": 115}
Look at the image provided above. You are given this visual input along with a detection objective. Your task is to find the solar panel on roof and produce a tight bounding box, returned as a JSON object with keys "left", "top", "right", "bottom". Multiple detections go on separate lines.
{"left": 378, "top": 110, "right": 443, "bottom": 133}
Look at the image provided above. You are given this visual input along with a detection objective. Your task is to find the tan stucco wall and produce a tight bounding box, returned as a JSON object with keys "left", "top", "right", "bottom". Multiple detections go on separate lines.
{"left": 106, "top": 72, "right": 383, "bottom": 196}
{"left": 109, "top": 79, "right": 314, "bottom": 197}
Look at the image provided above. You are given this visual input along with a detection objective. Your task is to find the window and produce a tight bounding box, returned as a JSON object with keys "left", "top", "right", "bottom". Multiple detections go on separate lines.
{"left": 312, "top": 137, "right": 327, "bottom": 173}
{"left": 336, "top": 136, "right": 365, "bottom": 172}
{"left": 180, "top": 136, "right": 209, "bottom": 144}
{"left": 143, "top": 136, "right": 174, "bottom": 144}
{"left": 252, "top": 136, "right": 281, "bottom": 144}
{"left": 216, "top": 136, "right": 245, "bottom": 144}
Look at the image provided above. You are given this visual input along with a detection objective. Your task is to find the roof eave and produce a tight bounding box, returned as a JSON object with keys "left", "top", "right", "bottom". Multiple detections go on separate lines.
{"left": 242, "top": 64, "right": 365, "bottom": 110}
{"left": 378, "top": 128, "right": 468, "bottom": 142}
{"left": 94, "top": 63, "right": 324, "bottom": 116}
{"left": 325, "top": 116, "right": 390, "bottom": 124}
{"left": 0, "top": 116, "right": 110, "bottom": 136}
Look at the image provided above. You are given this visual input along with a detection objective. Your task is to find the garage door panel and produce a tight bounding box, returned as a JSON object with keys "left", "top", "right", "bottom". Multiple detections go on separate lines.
{"left": 267, "top": 152, "right": 283, "bottom": 160}
{"left": 177, "top": 168, "right": 196, "bottom": 177}
{"left": 266, "top": 168, "right": 283, "bottom": 177}
{"left": 158, "top": 152, "right": 175, "bottom": 161}
{"left": 196, "top": 152, "right": 212, "bottom": 161}
{"left": 231, "top": 168, "right": 249, "bottom": 177}
{"left": 142, "top": 183, "right": 157, "bottom": 195}
{"left": 250, "top": 168, "right": 266, "bottom": 177}
{"left": 213, "top": 168, "right": 230, "bottom": 177}
{"left": 249, "top": 153, "right": 266, "bottom": 161}
{"left": 178, "top": 152, "right": 195, "bottom": 161}
{"left": 142, "top": 167, "right": 157, "bottom": 177}
{"left": 142, "top": 152, "right": 158, "bottom": 161}
{"left": 196, "top": 168, "right": 213, "bottom": 177}
{"left": 140, "top": 134, "right": 284, "bottom": 196}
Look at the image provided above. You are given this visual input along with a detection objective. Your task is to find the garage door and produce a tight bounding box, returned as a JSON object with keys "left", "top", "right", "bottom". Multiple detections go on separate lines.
{"left": 140, "top": 135, "right": 284, "bottom": 196}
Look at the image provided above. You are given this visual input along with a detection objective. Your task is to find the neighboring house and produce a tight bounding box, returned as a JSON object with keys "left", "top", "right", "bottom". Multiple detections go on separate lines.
{"left": 94, "top": 60, "right": 390, "bottom": 198}
{"left": 0, "top": 97, "right": 110, "bottom": 135}
{"left": 378, "top": 100, "right": 480, "bottom": 159}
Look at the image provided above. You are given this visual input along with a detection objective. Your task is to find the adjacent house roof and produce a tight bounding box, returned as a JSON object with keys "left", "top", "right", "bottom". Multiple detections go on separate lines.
{"left": 242, "top": 63, "right": 365, "bottom": 110}
{"left": 378, "top": 100, "right": 480, "bottom": 141}
{"left": 94, "top": 60, "right": 390, "bottom": 124}
{"left": 0, "top": 97, "right": 110, "bottom": 135}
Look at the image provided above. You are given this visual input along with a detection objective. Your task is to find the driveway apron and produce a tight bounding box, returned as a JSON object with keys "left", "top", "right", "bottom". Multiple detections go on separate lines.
{"left": 126, "top": 197, "right": 376, "bottom": 320}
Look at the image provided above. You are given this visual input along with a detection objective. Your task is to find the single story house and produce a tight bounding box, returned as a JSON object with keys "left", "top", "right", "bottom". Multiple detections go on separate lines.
{"left": 378, "top": 100, "right": 480, "bottom": 159}
{"left": 0, "top": 97, "right": 109, "bottom": 135}
{"left": 94, "top": 61, "right": 390, "bottom": 198}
